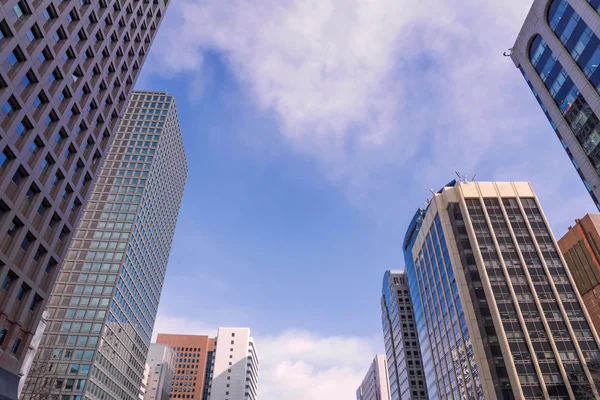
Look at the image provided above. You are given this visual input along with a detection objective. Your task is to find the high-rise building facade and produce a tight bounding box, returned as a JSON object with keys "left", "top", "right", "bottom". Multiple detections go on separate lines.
{"left": 403, "top": 180, "right": 600, "bottom": 399}
{"left": 381, "top": 270, "right": 428, "bottom": 400}
{"left": 0, "top": 0, "right": 170, "bottom": 396}
{"left": 558, "top": 213, "right": 600, "bottom": 335}
{"left": 512, "top": 0, "right": 600, "bottom": 210}
{"left": 20, "top": 91, "right": 187, "bottom": 400}
{"left": 356, "top": 354, "right": 392, "bottom": 400}
{"left": 144, "top": 344, "right": 176, "bottom": 400}
{"left": 155, "top": 333, "right": 215, "bottom": 400}
{"left": 208, "top": 328, "right": 258, "bottom": 400}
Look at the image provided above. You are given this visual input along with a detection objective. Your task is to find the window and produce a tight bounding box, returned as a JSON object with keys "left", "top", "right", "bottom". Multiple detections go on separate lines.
{"left": 0, "top": 149, "right": 12, "bottom": 168}
{"left": 21, "top": 233, "right": 34, "bottom": 250}
{"left": 26, "top": 24, "right": 42, "bottom": 42}
{"left": 33, "top": 91, "right": 48, "bottom": 108}
{"left": 1, "top": 274, "right": 14, "bottom": 290}
{"left": 29, "top": 137, "right": 43, "bottom": 155}
{"left": 11, "top": 167, "right": 27, "bottom": 186}
{"left": 16, "top": 118, "right": 32, "bottom": 137}
{"left": 43, "top": 4, "right": 57, "bottom": 20}
{"left": 16, "top": 285, "right": 28, "bottom": 301}
{"left": 11, "top": 338, "right": 21, "bottom": 354}
{"left": 38, "top": 199, "right": 50, "bottom": 215}
{"left": 29, "top": 295, "right": 41, "bottom": 311}
{"left": 2, "top": 96, "right": 20, "bottom": 116}
{"left": 0, "top": 329, "right": 7, "bottom": 346}
{"left": 13, "top": 1, "right": 30, "bottom": 18}
{"left": 7, "top": 47, "right": 25, "bottom": 67}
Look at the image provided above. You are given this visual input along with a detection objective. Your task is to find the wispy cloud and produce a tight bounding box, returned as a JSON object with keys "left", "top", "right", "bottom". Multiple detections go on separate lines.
{"left": 152, "top": 314, "right": 378, "bottom": 400}
{"left": 147, "top": 0, "right": 590, "bottom": 223}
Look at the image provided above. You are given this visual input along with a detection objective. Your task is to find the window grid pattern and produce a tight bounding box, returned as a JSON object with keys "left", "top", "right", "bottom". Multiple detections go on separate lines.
{"left": 463, "top": 196, "right": 600, "bottom": 399}
{"left": 21, "top": 91, "right": 187, "bottom": 400}
{"left": 0, "top": 0, "right": 170, "bottom": 386}
{"left": 410, "top": 214, "right": 484, "bottom": 400}
{"left": 448, "top": 200, "right": 519, "bottom": 400}
{"left": 518, "top": 66, "right": 600, "bottom": 209}
{"left": 381, "top": 271, "right": 428, "bottom": 400}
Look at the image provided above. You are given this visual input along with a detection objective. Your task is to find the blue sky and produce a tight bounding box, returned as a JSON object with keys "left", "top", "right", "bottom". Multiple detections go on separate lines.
{"left": 139, "top": 0, "right": 598, "bottom": 398}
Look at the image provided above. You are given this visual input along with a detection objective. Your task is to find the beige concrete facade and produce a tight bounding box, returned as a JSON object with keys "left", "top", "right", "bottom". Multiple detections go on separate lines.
{"left": 408, "top": 181, "right": 600, "bottom": 399}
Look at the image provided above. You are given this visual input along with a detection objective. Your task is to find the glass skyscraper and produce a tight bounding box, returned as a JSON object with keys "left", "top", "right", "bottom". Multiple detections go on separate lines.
{"left": 20, "top": 91, "right": 187, "bottom": 400}
{"left": 381, "top": 270, "right": 428, "bottom": 400}
{"left": 512, "top": 0, "right": 600, "bottom": 210}
{"left": 403, "top": 180, "right": 600, "bottom": 399}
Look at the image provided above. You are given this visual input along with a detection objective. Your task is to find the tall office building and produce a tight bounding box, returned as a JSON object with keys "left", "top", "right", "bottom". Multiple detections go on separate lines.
{"left": 512, "top": 0, "right": 600, "bottom": 210}
{"left": 144, "top": 344, "right": 176, "bottom": 400}
{"left": 20, "top": 91, "right": 187, "bottom": 400}
{"left": 155, "top": 333, "right": 215, "bottom": 400}
{"left": 356, "top": 354, "right": 392, "bottom": 400}
{"left": 381, "top": 270, "right": 428, "bottom": 400}
{"left": 403, "top": 180, "right": 600, "bottom": 399}
{"left": 558, "top": 214, "right": 600, "bottom": 335}
{"left": 0, "top": 0, "right": 170, "bottom": 396}
{"left": 208, "top": 328, "right": 258, "bottom": 400}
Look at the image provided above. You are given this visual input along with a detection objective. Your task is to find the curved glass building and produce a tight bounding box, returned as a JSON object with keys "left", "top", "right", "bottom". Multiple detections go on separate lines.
{"left": 403, "top": 180, "right": 600, "bottom": 399}
{"left": 512, "top": 0, "right": 600, "bottom": 210}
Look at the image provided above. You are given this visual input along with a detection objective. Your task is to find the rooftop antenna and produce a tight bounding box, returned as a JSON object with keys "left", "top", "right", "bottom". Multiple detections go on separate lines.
{"left": 429, "top": 189, "right": 436, "bottom": 196}
{"left": 455, "top": 171, "right": 470, "bottom": 183}
{"left": 472, "top": 175, "right": 477, "bottom": 182}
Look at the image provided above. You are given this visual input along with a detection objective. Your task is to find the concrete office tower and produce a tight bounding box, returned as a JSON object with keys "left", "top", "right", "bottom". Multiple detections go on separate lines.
{"left": 144, "top": 344, "right": 176, "bottom": 400}
{"left": 0, "top": 0, "right": 171, "bottom": 396}
{"left": 558, "top": 214, "right": 600, "bottom": 335}
{"left": 403, "top": 180, "right": 600, "bottom": 399}
{"left": 155, "top": 333, "right": 215, "bottom": 400}
{"left": 20, "top": 91, "right": 187, "bottom": 400}
{"left": 512, "top": 0, "right": 600, "bottom": 210}
{"left": 381, "top": 270, "right": 427, "bottom": 400}
{"left": 356, "top": 354, "right": 392, "bottom": 400}
{"left": 209, "top": 328, "right": 259, "bottom": 400}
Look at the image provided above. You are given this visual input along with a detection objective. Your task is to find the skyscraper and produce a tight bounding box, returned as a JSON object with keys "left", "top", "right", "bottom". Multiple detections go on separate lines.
{"left": 558, "top": 214, "right": 600, "bottom": 335}
{"left": 144, "top": 344, "right": 176, "bottom": 400}
{"left": 20, "top": 91, "right": 187, "bottom": 400}
{"left": 0, "top": 0, "right": 170, "bottom": 396}
{"left": 155, "top": 333, "right": 215, "bottom": 400}
{"left": 356, "top": 354, "right": 392, "bottom": 400}
{"left": 512, "top": 0, "right": 600, "bottom": 210}
{"left": 403, "top": 180, "right": 600, "bottom": 399}
{"left": 381, "top": 270, "right": 427, "bottom": 400}
{"left": 208, "top": 328, "right": 258, "bottom": 400}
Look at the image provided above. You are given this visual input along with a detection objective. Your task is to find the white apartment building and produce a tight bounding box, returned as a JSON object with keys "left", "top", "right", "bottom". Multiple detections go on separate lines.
{"left": 356, "top": 354, "right": 392, "bottom": 400}
{"left": 208, "top": 328, "right": 258, "bottom": 400}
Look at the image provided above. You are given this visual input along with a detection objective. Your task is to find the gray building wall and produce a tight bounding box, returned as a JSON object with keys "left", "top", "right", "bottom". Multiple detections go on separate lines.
{"left": 145, "top": 344, "right": 176, "bottom": 400}
{"left": 381, "top": 270, "right": 428, "bottom": 400}
{"left": 356, "top": 354, "right": 392, "bottom": 400}
{"left": 20, "top": 91, "right": 187, "bottom": 400}
{"left": 0, "top": 1, "right": 170, "bottom": 398}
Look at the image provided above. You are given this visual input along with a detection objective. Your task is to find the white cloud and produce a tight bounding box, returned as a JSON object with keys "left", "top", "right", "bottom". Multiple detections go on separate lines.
{"left": 152, "top": 314, "right": 378, "bottom": 400}
{"left": 149, "top": 0, "right": 591, "bottom": 222}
